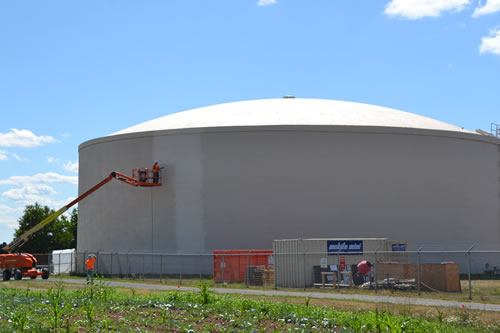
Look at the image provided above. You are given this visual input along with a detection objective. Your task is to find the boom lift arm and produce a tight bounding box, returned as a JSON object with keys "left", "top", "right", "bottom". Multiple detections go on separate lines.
{"left": 3, "top": 170, "right": 159, "bottom": 253}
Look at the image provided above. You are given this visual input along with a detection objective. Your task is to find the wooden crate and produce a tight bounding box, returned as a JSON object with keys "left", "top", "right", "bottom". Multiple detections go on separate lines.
{"left": 263, "top": 268, "right": 275, "bottom": 287}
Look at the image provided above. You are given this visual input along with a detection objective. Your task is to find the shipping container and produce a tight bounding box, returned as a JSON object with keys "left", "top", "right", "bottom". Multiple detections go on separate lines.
{"left": 213, "top": 250, "right": 274, "bottom": 283}
{"left": 273, "top": 238, "right": 408, "bottom": 288}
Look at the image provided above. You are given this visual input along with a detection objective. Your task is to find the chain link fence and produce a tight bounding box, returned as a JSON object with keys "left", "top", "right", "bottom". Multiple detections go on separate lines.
{"left": 33, "top": 247, "right": 500, "bottom": 301}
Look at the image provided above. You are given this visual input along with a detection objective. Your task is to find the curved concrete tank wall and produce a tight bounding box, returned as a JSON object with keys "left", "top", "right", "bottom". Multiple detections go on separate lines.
{"left": 77, "top": 99, "right": 500, "bottom": 260}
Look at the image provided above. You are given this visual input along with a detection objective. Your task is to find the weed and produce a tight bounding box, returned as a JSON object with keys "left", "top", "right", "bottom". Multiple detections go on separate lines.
{"left": 83, "top": 286, "right": 96, "bottom": 324}
{"left": 161, "top": 308, "right": 168, "bottom": 323}
{"left": 170, "top": 290, "right": 179, "bottom": 301}
{"left": 25, "top": 281, "right": 30, "bottom": 297}
{"left": 47, "top": 280, "right": 65, "bottom": 329}
{"left": 347, "top": 313, "right": 363, "bottom": 333}
{"left": 99, "top": 319, "right": 111, "bottom": 330}
{"left": 258, "top": 300, "right": 270, "bottom": 316}
{"left": 398, "top": 302, "right": 413, "bottom": 317}
{"left": 305, "top": 296, "right": 311, "bottom": 307}
{"left": 94, "top": 274, "right": 113, "bottom": 301}
{"left": 198, "top": 279, "right": 214, "bottom": 305}
{"left": 458, "top": 306, "right": 470, "bottom": 323}
{"left": 65, "top": 317, "right": 71, "bottom": 333}
{"left": 367, "top": 309, "right": 384, "bottom": 333}
{"left": 9, "top": 305, "right": 35, "bottom": 331}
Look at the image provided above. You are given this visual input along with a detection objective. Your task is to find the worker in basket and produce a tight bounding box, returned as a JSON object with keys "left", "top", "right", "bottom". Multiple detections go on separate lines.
{"left": 152, "top": 160, "right": 160, "bottom": 183}
{"left": 86, "top": 254, "right": 96, "bottom": 284}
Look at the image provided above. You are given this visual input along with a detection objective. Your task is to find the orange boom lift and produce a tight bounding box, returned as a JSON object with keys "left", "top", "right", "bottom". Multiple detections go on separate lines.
{"left": 0, "top": 168, "right": 162, "bottom": 281}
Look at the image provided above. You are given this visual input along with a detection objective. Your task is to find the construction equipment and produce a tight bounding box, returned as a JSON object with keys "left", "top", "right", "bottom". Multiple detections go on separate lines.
{"left": 0, "top": 169, "right": 162, "bottom": 281}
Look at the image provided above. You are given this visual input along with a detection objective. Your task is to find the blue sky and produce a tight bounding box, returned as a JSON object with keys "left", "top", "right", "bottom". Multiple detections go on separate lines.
{"left": 0, "top": 0, "right": 499, "bottom": 244}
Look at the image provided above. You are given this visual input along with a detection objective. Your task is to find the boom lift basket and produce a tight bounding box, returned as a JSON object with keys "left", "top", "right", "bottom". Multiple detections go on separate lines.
{"left": 131, "top": 168, "right": 162, "bottom": 187}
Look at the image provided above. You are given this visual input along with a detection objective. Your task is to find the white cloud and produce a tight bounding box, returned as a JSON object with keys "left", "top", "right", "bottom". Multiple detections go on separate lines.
{"left": 39, "top": 196, "right": 76, "bottom": 211}
{"left": 0, "top": 172, "right": 78, "bottom": 186}
{"left": 0, "top": 218, "right": 17, "bottom": 229}
{"left": 0, "top": 215, "right": 18, "bottom": 228}
{"left": 0, "top": 204, "right": 24, "bottom": 215}
{"left": 0, "top": 172, "right": 77, "bottom": 219}
{"left": 0, "top": 204, "right": 23, "bottom": 228}
{"left": 3, "top": 184, "right": 56, "bottom": 201}
{"left": 0, "top": 151, "right": 26, "bottom": 161}
{"left": 63, "top": 160, "right": 78, "bottom": 174}
{"left": 0, "top": 128, "right": 57, "bottom": 148}
{"left": 480, "top": 27, "right": 500, "bottom": 55}
{"left": 2, "top": 190, "right": 74, "bottom": 210}
{"left": 384, "top": 0, "right": 470, "bottom": 19}
{"left": 258, "top": 0, "right": 276, "bottom": 6}
{"left": 47, "top": 156, "right": 60, "bottom": 163}
{"left": 0, "top": 171, "right": 78, "bottom": 231}
{"left": 472, "top": 0, "right": 500, "bottom": 16}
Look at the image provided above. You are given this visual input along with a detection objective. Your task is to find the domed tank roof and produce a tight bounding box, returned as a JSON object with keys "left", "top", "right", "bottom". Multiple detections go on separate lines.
{"left": 111, "top": 98, "right": 473, "bottom": 136}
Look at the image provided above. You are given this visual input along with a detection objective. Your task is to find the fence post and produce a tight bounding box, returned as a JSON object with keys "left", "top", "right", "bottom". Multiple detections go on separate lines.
{"left": 179, "top": 254, "right": 183, "bottom": 286}
{"left": 199, "top": 254, "right": 202, "bottom": 280}
{"left": 274, "top": 250, "right": 278, "bottom": 290}
{"left": 468, "top": 244, "right": 475, "bottom": 300}
{"left": 337, "top": 251, "right": 341, "bottom": 288}
{"left": 160, "top": 254, "right": 163, "bottom": 283}
{"left": 417, "top": 246, "right": 423, "bottom": 296}
{"left": 246, "top": 251, "right": 250, "bottom": 288}
{"left": 303, "top": 249, "right": 307, "bottom": 291}
{"left": 96, "top": 251, "right": 100, "bottom": 277}
{"left": 117, "top": 253, "right": 121, "bottom": 278}
{"left": 222, "top": 255, "right": 225, "bottom": 284}
{"left": 374, "top": 246, "right": 379, "bottom": 293}
{"left": 142, "top": 254, "right": 145, "bottom": 280}
{"left": 126, "top": 252, "right": 130, "bottom": 280}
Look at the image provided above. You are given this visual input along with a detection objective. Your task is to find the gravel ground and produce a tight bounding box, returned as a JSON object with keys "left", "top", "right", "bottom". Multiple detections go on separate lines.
{"left": 53, "top": 278, "right": 500, "bottom": 312}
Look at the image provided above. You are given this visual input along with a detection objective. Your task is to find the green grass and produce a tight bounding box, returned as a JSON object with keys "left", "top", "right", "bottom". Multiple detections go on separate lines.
{"left": 0, "top": 278, "right": 498, "bottom": 332}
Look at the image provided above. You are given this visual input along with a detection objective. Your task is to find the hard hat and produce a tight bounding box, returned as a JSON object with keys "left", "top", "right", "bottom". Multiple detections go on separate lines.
{"left": 154, "top": 160, "right": 158, "bottom": 164}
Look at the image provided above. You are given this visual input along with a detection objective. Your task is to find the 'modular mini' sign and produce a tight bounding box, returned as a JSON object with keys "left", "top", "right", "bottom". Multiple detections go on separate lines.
{"left": 327, "top": 240, "right": 363, "bottom": 255}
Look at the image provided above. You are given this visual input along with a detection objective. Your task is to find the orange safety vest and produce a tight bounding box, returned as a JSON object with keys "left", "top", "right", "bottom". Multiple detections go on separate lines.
{"left": 153, "top": 163, "right": 159, "bottom": 173}
{"left": 86, "top": 258, "right": 96, "bottom": 270}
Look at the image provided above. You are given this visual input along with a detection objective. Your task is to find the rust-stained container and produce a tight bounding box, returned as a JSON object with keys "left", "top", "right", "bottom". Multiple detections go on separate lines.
{"left": 213, "top": 250, "right": 274, "bottom": 282}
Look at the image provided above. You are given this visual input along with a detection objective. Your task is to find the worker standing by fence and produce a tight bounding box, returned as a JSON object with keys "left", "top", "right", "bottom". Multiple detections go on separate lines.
{"left": 86, "top": 254, "right": 96, "bottom": 284}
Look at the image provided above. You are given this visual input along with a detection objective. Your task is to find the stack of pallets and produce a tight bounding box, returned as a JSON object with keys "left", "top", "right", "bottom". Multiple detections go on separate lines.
{"left": 263, "top": 268, "right": 275, "bottom": 287}
{"left": 247, "top": 266, "right": 275, "bottom": 286}
{"left": 248, "top": 266, "right": 264, "bottom": 285}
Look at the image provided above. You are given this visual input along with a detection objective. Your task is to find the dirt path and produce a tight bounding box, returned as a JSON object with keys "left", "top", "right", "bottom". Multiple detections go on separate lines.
{"left": 54, "top": 278, "right": 500, "bottom": 312}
